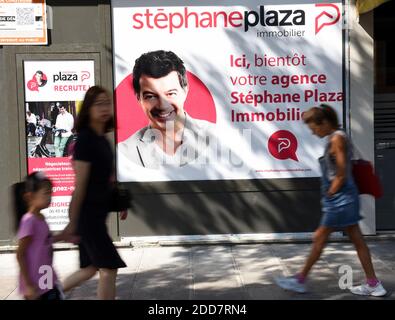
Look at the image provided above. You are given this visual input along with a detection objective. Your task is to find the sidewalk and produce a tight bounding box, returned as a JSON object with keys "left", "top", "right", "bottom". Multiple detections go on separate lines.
{"left": 1, "top": 239, "right": 394, "bottom": 300}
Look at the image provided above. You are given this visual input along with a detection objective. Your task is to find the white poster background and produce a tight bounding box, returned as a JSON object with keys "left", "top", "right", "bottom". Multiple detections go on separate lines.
{"left": 41, "top": 196, "right": 71, "bottom": 231}
{"left": 112, "top": 1, "right": 344, "bottom": 182}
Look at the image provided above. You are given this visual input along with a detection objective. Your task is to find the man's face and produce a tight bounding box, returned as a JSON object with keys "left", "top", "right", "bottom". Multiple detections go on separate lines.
{"left": 137, "top": 71, "right": 188, "bottom": 131}
{"left": 35, "top": 72, "right": 42, "bottom": 82}
{"left": 59, "top": 107, "right": 66, "bottom": 114}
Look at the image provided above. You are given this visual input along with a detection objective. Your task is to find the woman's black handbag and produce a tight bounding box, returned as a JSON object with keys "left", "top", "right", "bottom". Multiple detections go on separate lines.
{"left": 109, "top": 185, "right": 133, "bottom": 212}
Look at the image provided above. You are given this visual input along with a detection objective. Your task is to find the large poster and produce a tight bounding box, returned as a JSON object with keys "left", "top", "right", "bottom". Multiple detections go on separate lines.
{"left": 23, "top": 60, "right": 95, "bottom": 230}
{"left": 112, "top": 1, "right": 344, "bottom": 182}
{"left": 0, "top": 0, "right": 47, "bottom": 45}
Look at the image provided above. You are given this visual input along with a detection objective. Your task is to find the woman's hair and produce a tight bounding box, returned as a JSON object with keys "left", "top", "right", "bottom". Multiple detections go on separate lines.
{"left": 12, "top": 172, "right": 52, "bottom": 232}
{"left": 74, "top": 85, "right": 114, "bottom": 133}
{"left": 302, "top": 104, "right": 340, "bottom": 129}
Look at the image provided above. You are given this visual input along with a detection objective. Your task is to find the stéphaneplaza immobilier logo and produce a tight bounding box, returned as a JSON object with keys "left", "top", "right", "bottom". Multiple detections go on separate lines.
{"left": 130, "top": 4, "right": 341, "bottom": 36}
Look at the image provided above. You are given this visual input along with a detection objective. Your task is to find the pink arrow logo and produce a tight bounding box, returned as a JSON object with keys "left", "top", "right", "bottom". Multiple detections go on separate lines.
{"left": 315, "top": 3, "right": 341, "bottom": 35}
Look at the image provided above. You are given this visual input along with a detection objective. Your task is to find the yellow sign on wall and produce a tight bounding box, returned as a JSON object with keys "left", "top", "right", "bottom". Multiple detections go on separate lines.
{"left": 357, "top": 0, "right": 391, "bottom": 14}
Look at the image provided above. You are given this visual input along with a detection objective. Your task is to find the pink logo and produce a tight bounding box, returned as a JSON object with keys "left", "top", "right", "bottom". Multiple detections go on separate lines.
{"left": 27, "top": 79, "right": 39, "bottom": 91}
{"left": 315, "top": 3, "right": 340, "bottom": 35}
{"left": 81, "top": 71, "right": 91, "bottom": 82}
{"left": 268, "top": 130, "right": 299, "bottom": 162}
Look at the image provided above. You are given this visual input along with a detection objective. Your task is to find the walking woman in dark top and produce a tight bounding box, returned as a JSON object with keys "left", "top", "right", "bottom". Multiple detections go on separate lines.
{"left": 61, "top": 86, "right": 126, "bottom": 299}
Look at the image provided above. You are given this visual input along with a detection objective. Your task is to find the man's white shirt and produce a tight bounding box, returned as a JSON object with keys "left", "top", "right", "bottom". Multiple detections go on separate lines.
{"left": 55, "top": 112, "right": 74, "bottom": 138}
{"left": 118, "top": 113, "right": 215, "bottom": 170}
{"left": 117, "top": 113, "right": 250, "bottom": 182}
{"left": 26, "top": 113, "right": 37, "bottom": 124}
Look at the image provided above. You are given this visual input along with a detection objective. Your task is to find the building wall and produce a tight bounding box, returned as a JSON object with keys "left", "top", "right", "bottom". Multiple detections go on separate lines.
{"left": 0, "top": 1, "right": 118, "bottom": 244}
{"left": 350, "top": 6, "right": 375, "bottom": 234}
{"left": 0, "top": 47, "right": 14, "bottom": 245}
{"left": 0, "top": 1, "right": 376, "bottom": 243}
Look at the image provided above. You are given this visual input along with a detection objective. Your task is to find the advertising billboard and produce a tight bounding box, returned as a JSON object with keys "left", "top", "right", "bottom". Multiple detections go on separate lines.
{"left": 112, "top": 1, "right": 344, "bottom": 182}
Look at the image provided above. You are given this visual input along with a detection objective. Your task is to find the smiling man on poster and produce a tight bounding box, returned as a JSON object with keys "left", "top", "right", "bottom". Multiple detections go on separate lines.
{"left": 118, "top": 50, "right": 217, "bottom": 169}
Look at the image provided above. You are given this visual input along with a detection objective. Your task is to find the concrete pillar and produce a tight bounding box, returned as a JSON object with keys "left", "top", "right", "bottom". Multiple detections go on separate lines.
{"left": 349, "top": 3, "right": 375, "bottom": 234}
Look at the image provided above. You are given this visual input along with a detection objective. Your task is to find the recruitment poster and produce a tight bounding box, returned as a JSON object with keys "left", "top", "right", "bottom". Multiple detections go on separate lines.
{"left": 0, "top": 0, "right": 47, "bottom": 45}
{"left": 23, "top": 60, "right": 95, "bottom": 230}
{"left": 112, "top": 0, "right": 344, "bottom": 182}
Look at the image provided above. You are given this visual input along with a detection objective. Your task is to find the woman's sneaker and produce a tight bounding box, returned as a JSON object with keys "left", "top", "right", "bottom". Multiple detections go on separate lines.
{"left": 350, "top": 282, "right": 387, "bottom": 297}
{"left": 275, "top": 276, "right": 306, "bottom": 293}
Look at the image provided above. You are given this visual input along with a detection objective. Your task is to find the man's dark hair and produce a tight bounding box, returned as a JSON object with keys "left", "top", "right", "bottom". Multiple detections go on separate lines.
{"left": 132, "top": 50, "right": 188, "bottom": 96}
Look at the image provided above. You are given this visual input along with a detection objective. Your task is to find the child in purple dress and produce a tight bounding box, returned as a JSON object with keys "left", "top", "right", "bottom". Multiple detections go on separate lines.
{"left": 13, "top": 172, "right": 65, "bottom": 300}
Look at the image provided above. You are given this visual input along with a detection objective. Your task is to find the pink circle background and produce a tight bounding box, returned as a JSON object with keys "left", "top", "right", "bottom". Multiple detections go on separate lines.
{"left": 115, "top": 71, "right": 217, "bottom": 143}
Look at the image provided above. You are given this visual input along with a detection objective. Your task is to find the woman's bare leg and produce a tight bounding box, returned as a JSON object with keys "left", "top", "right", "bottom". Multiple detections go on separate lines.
{"left": 300, "top": 226, "right": 334, "bottom": 278}
{"left": 345, "top": 224, "right": 376, "bottom": 279}
{"left": 97, "top": 268, "right": 118, "bottom": 300}
{"left": 62, "top": 266, "right": 98, "bottom": 292}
